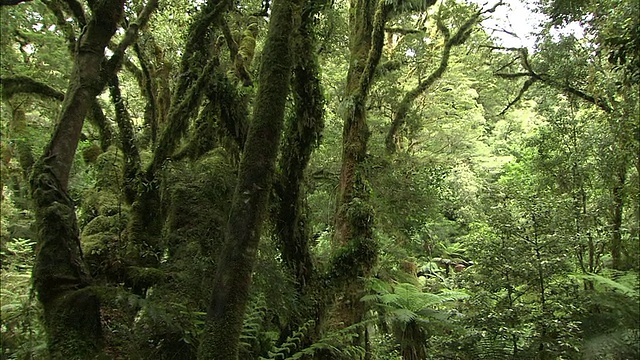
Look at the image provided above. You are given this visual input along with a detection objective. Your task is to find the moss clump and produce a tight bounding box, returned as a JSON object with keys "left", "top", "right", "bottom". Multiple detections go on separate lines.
{"left": 45, "top": 287, "right": 102, "bottom": 359}
{"left": 126, "top": 266, "right": 165, "bottom": 289}
{"left": 82, "top": 232, "right": 119, "bottom": 278}
{"left": 345, "top": 196, "right": 375, "bottom": 230}
{"left": 92, "top": 148, "right": 124, "bottom": 190}
{"left": 82, "top": 215, "right": 126, "bottom": 236}
{"left": 163, "top": 149, "right": 235, "bottom": 258}
{"left": 81, "top": 143, "right": 103, "bottom": 164}
{"left": 330, "top": 234, "right": 379, "bottom": 282}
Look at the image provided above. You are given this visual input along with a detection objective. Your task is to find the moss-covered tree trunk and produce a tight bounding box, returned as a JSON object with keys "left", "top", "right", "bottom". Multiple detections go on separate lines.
{"left": 29, "top": 2, "right": 124, "bottom": 358}
{"left": 126, "top": 0, "right": 229, "bottom": 267}
{"left": 273, "top": 2, "right": 325, "bottom": 293}
{"left": 197, "top": 0, "right": 298, "bottom": 358}
{"left": 329, "top": 1, "right": 388, "bottom": 346}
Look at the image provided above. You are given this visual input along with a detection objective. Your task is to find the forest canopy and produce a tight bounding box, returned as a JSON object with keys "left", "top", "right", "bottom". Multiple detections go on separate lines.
{"left": 0, "top": 0, "right": 638, "bottom": 359}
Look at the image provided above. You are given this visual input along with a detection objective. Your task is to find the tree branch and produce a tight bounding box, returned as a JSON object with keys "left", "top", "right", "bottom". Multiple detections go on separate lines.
{"left": 104, "top": 0, "right": 159, "bottom": 77}
{"left": 358, "top": 0, "right": 391, "bottom": 100}
{"left": 499, "top": 77, "right": 537, "bottom": 115}
{"left": 42, "top": 0, "right": 77, "bottom": 53}
{"left": 0, "top": 76, "right": 65, "bottom": 101}
{"left": 0, "top": 0, "right": 33, "bottom": 6}
{"left": 385, "top": 27, "right": 424, "bottom": 35}
{"left": 491, "top": 47, "right": 614, "bottom": 114}
{"left": 385, "top": 2, "right": 501, "bottom": 153}
{"left": 60, "top": 0, "right": 86, "bottom": 27}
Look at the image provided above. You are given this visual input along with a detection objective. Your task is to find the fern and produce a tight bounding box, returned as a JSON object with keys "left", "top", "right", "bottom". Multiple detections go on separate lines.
{"left": 474, "top": 336, "right": 514, "bottom": 359}
{"left": 263, "top": 319, "right": 371, "bottom": 360}
{"left": 570, "top": 272, "right": 639, "bottom": 298}
{"left": 264, "top": 319, "right": 315, "bottom": 359}
{"left": 0, "top": 238, "right": 46, "bottom": 359}
{"left": 239, "top": 294, "right": 269, "bottom": 357}
{"left": 582, "top": 329, "right": 640, "bottom": 360}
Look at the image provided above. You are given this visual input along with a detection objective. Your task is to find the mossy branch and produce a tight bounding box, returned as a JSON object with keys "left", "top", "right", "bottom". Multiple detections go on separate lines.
{"left": 385, "top": 2, "right": 501, "bottom": 153}
{"left": 0, "top": 76, "right": 64, "bottom": 101}
{"left": 356, "top": 0, "right": 390, "bottom": 102}
{"left": 273, "top": 1, "right": 325, "bottom": 291}
{"left": 103, "top": 0, "right": 159, "bottom": 78}
{"left": 108, "top": 74, "right": 142, "bottom": 205}
{"left": 88, "top": 99, "right": 113, "bottom": 151}
{"left": 493, "top": 47, "right": 614, "bottom": 114}
{"left": 148, "top": 0, "right": 232, "bottom": 173}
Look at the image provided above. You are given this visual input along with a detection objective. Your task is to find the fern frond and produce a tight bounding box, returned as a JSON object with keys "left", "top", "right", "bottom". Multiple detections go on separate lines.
{"left": 571, "top": 273, "right": 639, "bottom": 298}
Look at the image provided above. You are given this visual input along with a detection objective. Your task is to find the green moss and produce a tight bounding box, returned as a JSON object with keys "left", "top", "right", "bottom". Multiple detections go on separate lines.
{"left": 82, "top": 143, "right": 103, "bottom": 164}
{"left": 45, "top": 287, "right": 102, "bottom": 359}
{"left": 126, "top": 266, "right": 165, "bottom": 288}
{"left": 92, "top": 147, "right": 124, "bottom": 190}
{"left": 330, "top": 234, "right": 379, "bottom": 282}
{"left": 82, "top": 215, "right": 126, "bottom": 236}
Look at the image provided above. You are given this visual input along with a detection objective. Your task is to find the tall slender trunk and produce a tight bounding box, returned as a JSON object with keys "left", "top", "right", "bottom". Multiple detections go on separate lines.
{"left": 197, "top": 0, "right": 298, "bottom": 358}
{"left": 328, "top": 1, "right": 391, "bottom": 354}
{"left": 611, "top": 166, "right": 627, "bottom": 270}
{"left": 273, "top": 3, "right": 324, "bottom": 293}
{"left": 30, "top": 2, "right": 124, "bottom": 358}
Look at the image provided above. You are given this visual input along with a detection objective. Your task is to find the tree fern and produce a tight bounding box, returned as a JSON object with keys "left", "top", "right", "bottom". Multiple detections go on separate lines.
{"left": 263, "top": 319, "right": 315, "bottom": 359}
{"left": 362, "top": 278, "right": 469, "bottom": 359}
{"left": 570, "top": 272, "right": 639, "bottom": 298}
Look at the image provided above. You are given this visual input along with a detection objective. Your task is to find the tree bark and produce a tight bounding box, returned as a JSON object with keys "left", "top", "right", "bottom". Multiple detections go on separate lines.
{"left": 197, "top": 0, "right": 298, "bottom": 357}
{"left": 611, "top": 166, "right": 627, "bottom": 270}
{"left": 0, "top": 0, "right": 33, "bottom": 6}
{"left": 28, "top": 1, "right": 159, "bottom": 355}
{"left": 329, "top": 0, "right": 391, "bottom": 353}
{"left": 108, "top": 74, "right": 142, "bottom": 205}
{"left": 30, "top": 2, "right": 124, "bottom": 358}
{"left": 273, "top": 3, "right": 325, "bottom": 292}
{"left": 0, "top": 76, "right": 65, "bottom": 101}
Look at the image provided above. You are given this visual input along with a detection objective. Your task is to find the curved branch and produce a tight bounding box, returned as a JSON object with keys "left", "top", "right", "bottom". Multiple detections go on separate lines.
{"left": 492, "top": 47, "right": 614, "bottom": 114}
{"left": 0, "top": 76, "right": 64, "bottom": 101}
{"left": 499, "top": 77, "right": 537, "bottom": 115}
{"left": 104, "top": 0, "right": 159, "bottom": 77}
{"left": 385, "top": 2, "right": 498, "bottom": 153}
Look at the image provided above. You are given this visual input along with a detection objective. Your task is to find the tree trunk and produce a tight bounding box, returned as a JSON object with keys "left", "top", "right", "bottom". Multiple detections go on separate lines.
{"left": 329, "top": 0, "right": 390, "bottom": 353}
{"left": 197, "top": 0, "right": 298, "bottom": 358}
{"left": 273, "top": 3, "right": 325, "bottom": 292}
{"left": 30, "top": 2, "right": 124, "bottom": 358}
{"left": 611, "top": 166, "right": 627, "bottom": 270}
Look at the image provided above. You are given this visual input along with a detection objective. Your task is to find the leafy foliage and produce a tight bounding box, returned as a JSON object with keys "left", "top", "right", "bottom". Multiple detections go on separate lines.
{"left": 0, "top": 0, "right": 638, "bottom": 359}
